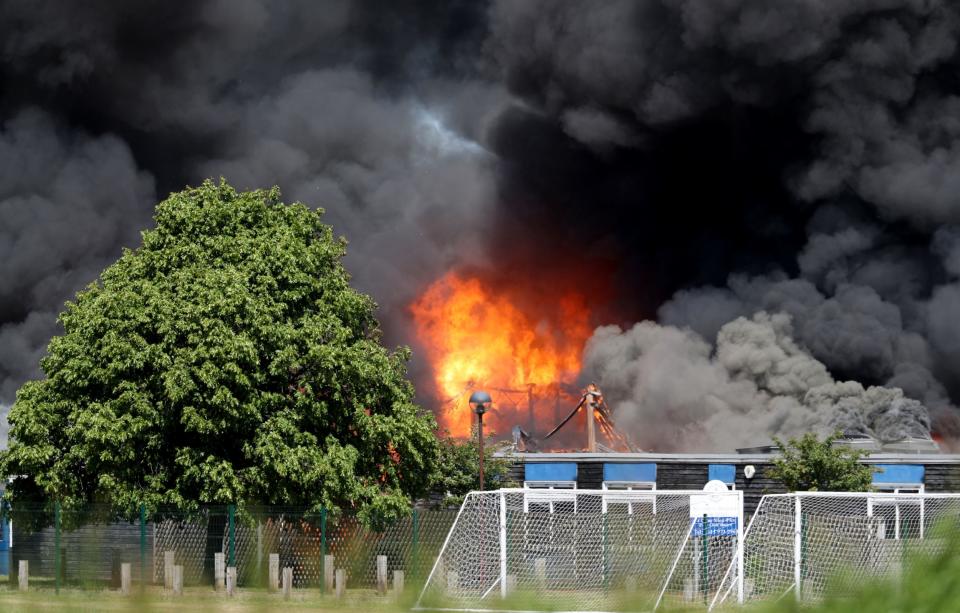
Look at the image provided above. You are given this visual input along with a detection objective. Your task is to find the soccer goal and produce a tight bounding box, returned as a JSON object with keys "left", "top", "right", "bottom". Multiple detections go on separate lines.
{"left": 414, "top": 487, "right": 744, "bottom": 612}
{"left": 710, "top": 491, "right": 960, "bottom": 608}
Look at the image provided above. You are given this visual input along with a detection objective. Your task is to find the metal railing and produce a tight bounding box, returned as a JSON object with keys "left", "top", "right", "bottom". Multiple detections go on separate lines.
{"left": 0, "top": 501, "right": 457, "bottom": 591}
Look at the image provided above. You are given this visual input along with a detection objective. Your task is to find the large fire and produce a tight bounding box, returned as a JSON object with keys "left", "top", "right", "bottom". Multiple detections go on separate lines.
{"left": 410, "top": 272, "right": 593, "bottom": 437}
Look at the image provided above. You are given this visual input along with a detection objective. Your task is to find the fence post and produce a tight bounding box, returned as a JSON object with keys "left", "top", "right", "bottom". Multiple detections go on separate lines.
{"left": 164, "top": 551, "right": 175, "bottom": 589}
{"left": 324, "top": 555, "right": 335, "bottom": 593}
{"left": 393, "top": 569, "right": 405, "bottom": 596}
{"left": 320, "top": 508, "right": 327, "bottom": 592}
{"left": 269, "top": 553, "right": 279, "bottom": 591}
{"left": 256, "top": 518, "right": 263, "bottom": 586}
{"left": 54, "top": 501, "right": 61, "bottom": 594}
{"left": 701, "top": 513, "right": 708, "bottom": 602}
{"left": 282, "top": 566, "right": 293, "bottom": 600}
{"left": 411, "top": 508, "right": 419, "bottom": 582}
{"left": 228, "top": 505, "right": 236, "bottom": 569}
{"left": 18, "top": 559, "right": 28, "bottom": 591}
{"left": 226, "top": 566, "right": 237, "bottom": 596}
{"left": 376, "top": 555, "right": 388, "bottom": 595}
{"left": 173, "top": 565, "right": 183, "bottom": 595}
{"left": 121, "top": 562, "right": 131, "bottom": 595}
{"left": 215, "top": 552, "right": 226, "bottom": 590}
{"left": 139, "top": 504, "right": 146, "bottom": 592}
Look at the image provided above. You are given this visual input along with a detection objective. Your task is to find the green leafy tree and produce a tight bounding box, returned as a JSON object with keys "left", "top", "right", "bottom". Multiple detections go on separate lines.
{"left": 431, "top": 428, "right": 516, "bottom": 507}
{"left": 0, "top": 180, "right": 439, "bottom": 525}
{"left": 769, "top": 431, "right": 873, "bottom": 492}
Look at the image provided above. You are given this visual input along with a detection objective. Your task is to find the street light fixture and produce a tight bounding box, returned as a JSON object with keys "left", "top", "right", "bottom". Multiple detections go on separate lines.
{"left": 469, "top": 390, "right": 492, "bottom": 491}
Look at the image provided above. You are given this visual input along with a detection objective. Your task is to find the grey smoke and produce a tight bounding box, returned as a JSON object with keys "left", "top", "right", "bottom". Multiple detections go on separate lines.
{"left": 584, "top": 312, "right": 931, "bottom": 451}
{"left": 932, "top": 227, "right": 960, "bottom": 279}
{"left": 0, "top": 109, "right": 155, "bottom": 401}
{"left": 659, "top": 215, "right": 960, "bottom": 440}
{"left": 196, "top": 69, "right": 503, "bottom": 321}
{"left": 0, "top": 404, "right": 7, "bottom": 448}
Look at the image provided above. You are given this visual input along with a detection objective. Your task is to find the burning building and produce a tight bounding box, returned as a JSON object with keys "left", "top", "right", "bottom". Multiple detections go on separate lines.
{"left": 411, "top": 271, "right": 945, "bottom": 455}
{"left": 409, "top": 268, "right": 958, "bottom": 514}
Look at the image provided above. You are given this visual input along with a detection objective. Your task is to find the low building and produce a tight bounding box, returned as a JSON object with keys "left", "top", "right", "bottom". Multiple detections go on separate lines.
{"left": 503, "top": 451, "right": 960, "bottom": 515}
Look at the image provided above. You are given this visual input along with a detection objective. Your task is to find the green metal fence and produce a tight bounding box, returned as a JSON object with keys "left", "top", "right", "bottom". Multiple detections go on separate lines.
{"left": 0, "top": 502, "right": 457, "bottom": 591}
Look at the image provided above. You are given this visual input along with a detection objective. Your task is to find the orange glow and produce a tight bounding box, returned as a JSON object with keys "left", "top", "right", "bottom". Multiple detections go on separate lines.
{"left": 410, "top": 272, "right": 593, "bottom": 437}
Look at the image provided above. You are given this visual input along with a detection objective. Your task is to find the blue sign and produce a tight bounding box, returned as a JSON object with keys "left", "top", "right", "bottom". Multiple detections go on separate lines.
{"left": 691, "top": 516, "right": 738, "bottom": 537}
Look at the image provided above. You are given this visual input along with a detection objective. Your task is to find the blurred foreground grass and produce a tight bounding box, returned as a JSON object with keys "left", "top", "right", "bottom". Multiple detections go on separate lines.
{"left": 762, "top": 521, "right": 960, "bottom": 613}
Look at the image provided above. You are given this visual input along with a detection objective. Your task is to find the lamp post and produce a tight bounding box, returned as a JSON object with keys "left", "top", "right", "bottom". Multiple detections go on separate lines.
{"left": 469, "top": 391, "right": 492, "bottom": 491}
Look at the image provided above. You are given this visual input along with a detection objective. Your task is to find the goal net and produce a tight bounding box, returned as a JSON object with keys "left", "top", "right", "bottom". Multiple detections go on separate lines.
{"left": 711, "top": 492, "right": 960, "bottom": 608}
{"left": 415, "top": 488, "right": 744, "bottom": 612}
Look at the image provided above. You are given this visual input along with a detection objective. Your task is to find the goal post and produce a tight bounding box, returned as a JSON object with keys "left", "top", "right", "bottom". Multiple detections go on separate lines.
{"left": 711, "top": 491, "right": 960, "bottom": 608}
{"left": 415, "top": 487, "right": 744, "bottom": 612}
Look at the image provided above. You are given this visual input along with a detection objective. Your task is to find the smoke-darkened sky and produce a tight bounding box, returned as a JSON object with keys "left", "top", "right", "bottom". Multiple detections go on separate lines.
{"left": 4, "top": 1, "right": 960, "bottom": 450}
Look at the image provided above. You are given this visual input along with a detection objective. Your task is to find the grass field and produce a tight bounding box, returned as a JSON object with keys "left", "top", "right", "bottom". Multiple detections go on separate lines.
{"left": 0, "top": 586, "right": 414, "bottom": 612}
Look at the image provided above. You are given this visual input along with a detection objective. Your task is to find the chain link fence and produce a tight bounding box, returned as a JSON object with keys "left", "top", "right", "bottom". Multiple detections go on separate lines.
{"left": 0, "top": 501, "right": 457, "bottom": 591}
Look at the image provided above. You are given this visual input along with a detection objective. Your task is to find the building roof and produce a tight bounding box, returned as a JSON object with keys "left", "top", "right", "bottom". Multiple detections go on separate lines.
{"left": 496, "top": 451, "right": 960, "bottom": 465}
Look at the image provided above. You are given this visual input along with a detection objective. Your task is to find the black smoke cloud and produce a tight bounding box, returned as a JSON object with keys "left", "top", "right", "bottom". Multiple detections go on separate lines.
{"left": 0, "top": 1, "right": 502, "bottom": 438}
{"left": 3, "top": 1, "right": 960, "bottom": 449}
{"left": 485, "top": 0, "right": 960, "bottom": 446}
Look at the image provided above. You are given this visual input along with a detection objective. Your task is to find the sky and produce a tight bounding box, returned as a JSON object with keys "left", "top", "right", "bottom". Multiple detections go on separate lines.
{"left": 3, "top": 1, "right": 960, "bottom": 450}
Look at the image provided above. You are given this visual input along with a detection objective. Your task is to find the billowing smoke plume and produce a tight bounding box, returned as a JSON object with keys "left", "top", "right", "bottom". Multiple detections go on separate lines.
{"left": 4, "top": 1, "right": 960, "bottom": 450}
{"left": 0, "top": 1, "right": 502, "bottom": 407}
{"left": 486, "top": 0, "right": 960, "bottom": 448}
{"left": 657, "top": 210, "right": 960, "bottom": 441}
{"left": 583, "top": 312, "right": 930, "bottom": 451}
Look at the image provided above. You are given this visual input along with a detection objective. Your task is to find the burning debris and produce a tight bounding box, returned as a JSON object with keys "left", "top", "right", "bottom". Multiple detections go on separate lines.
{"left": 544, "top": 383, "right": 637, "bottom": 452}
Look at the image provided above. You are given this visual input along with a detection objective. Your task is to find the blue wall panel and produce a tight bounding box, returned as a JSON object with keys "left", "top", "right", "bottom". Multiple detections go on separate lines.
{"left": 525, "top": 462, "right": 578, "bottom": 482}
{"left": 708, "top": 464, "right": 736, "bottom": 484}
{"left": 603, "top": 463, "right": 657, "bottom": 482}
{"left": 873, "top": 464, "right": 925, "bottom": 485}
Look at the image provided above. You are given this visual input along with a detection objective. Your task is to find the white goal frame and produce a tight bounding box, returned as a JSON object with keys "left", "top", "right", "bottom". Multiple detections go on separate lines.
{"left": 415, "top": 487, "right": 744, "bottom": 612}
{"left": 710, "top": 491, "right": 960, "bottom": 609}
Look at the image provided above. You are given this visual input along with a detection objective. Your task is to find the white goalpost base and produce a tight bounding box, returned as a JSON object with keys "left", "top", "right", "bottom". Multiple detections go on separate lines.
{"left": 415, "top": 488, "right": 744, "bottom": 612}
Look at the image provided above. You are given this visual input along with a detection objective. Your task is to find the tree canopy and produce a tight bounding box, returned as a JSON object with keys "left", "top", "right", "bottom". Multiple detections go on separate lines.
{"left": 769, "top": 431, "right": 874, "bottom": 492}
{"left": 0, "top": 180, "right": 439, "bottom": 524}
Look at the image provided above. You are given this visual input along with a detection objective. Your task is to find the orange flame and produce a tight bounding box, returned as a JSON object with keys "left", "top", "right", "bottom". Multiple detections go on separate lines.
{"left": 410, "top": 272, "right": 593, "bottom": 437}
